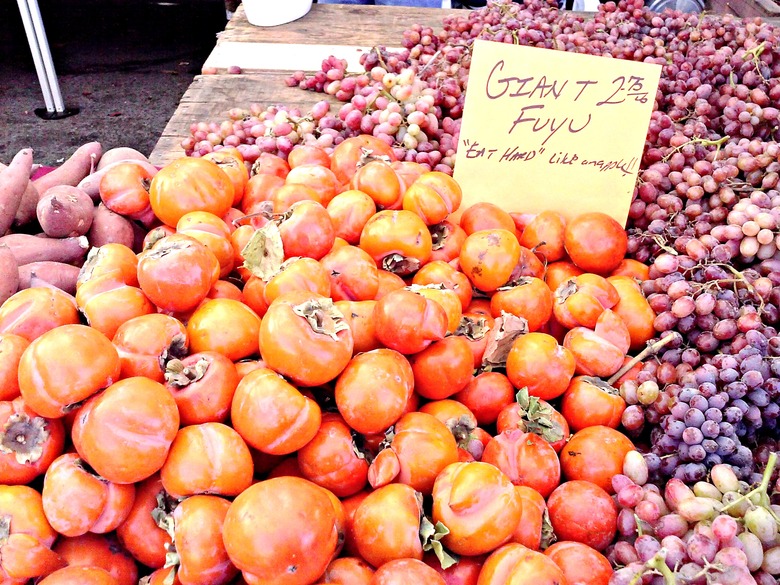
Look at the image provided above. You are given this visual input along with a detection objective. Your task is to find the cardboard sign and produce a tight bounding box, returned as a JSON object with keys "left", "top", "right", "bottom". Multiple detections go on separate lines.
{"left": 452, "top": 40, "right": 662, "bottom": 227}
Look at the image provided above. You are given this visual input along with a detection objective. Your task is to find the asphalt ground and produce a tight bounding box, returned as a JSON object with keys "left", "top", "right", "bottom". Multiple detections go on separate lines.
{"left": 1, "top": 0, "right": 229, "bottom": 165}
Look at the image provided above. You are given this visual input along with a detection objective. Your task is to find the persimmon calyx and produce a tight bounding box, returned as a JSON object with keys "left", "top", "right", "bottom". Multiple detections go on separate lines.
{"left": 430, "top": 222, "right": 451, "bottom": 251}
{"left": 350, "top": 431, "right": 371, "bottom": 462}
{"left": 581, "top": 376, "right": 620, "bottom": 396}
{"left": 152, "top": 492, "right": 184, "bottom": 585}
{"left": 356, "top": 147, "right": 392, "bottom": 169}
{"left": 454, "top": 315, "right": 489, "bottom": 341}
{"left": 73, "top": 458, "right": 107, "bottom": 481}
{"left": 242, "top": 222, "right": 285, "bottom": 281}
{"left": 481, "top": 312, "right": 528, "bottom": 370}
{"left": 554, "top": 279, "right": 578, "bottom": 303}
{"left": 377, "top": 426, "right": 396, "bottom": 451}
{"left": 420, "top": 516, "right": 458, "bottom": 569}
{"left": 77, "top": 246, "right": 107, "bottom": 283}
{"left": 165, "top": 357, "right": 210, "bottom": 388}
{"left": 292, "top": 298, "right": 349, "bottom": 341}
{"left": 540, "top": 508, "right": 557, "bottom": 550}
{"left": 158, "top": 334, "right": 189, "bottom": 371}
{"left": 382, "top": 253, "right": 421, "bottom": 276}
{"left": 231, "top": 201, "right": 275, "bottom": 228}
{"left": 502, "top": 275, "right": 535, "bottom": 289}
{"left": 0, "top": 413, "right": 49, "bottom": 464}
{"left": 152, "top": 490, "right": 181, "bottom": 541}
{"left": 513, "top": 388, "right": 564, "bottom": 444}
{"left": 446, "top": 415, "right": 476, "bottom": 446}
{"left": 0, "top": 515, "right": 10, "bottom": 544}
{"left": 406, "top": 283, "right": 446, "bottom": 293}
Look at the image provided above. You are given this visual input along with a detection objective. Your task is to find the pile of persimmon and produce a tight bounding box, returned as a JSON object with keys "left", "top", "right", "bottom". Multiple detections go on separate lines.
{"left": 0, "top": 135, "right": 657, "bottom": 585}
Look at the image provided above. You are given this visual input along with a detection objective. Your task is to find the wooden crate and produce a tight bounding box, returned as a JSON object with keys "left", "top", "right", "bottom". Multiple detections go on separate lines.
{"left": 707, "top": 0, "right": 780, "bottom": 17}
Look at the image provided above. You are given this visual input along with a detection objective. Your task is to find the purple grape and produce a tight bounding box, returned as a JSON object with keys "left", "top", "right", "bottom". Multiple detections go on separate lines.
{"left": 723, "top": 407, "right": 743, "bottom": 424}
{"left": 654, "top": 514, "right": 689, "bottom": 539}
{"left": 701, "top": 439, "right": 718, "bottom": 453}
{"left": 689, "top": 395, "right": 709, "bottom": 412}
{"left": 688, "top": 444, "right": 707, "bottom": 462}
{"left": 661, "top": 535, "right": 689, "bottom": 570}
{"left": 684, "top": 408, "right": 705, "bottom": 428}
{"left": 701, "top": 420, "right": 720, "bottom": 438}
{"left": 634, "top": 535, "right": 662, "bottom": 563}
{"left": 686, "top": 534, "right": 718, "bottom": 565}
{"left": 682, "top": 427, "right": 704, "bottom": 445}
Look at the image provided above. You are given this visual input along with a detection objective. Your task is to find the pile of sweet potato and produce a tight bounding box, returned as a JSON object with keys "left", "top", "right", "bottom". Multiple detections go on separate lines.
{"left": 0, "top": 143, "right": 158, "bottom": 303}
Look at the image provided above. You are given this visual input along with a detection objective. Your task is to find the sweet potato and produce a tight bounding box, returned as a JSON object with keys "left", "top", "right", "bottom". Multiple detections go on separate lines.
{"left": 0, "top": 149, "right": 34, "bottom": 235}
{"left": 0, "top": 161, "right": 38, "bottom": 227}
{"left": 37, "top": 185, "right": 95, "bottom": 238}
{"left": 0, "top": 244, "right": 19, "bottom": 304}
{"left": 77, "top": 159, "right": 158, "bottom": 201}
{"left": 0, "top": 233, "right": 90, "bottom": 266}
{"left": 18, "top": 262, "right": 80, "bottom": 295}
{"left": 12, "top": 180, "right": 40, "bottom": 228}
{"left": 33, "top": 142, "right": 102, "bottom": 194}
{"left": 0, "top": 159, "right": 46, "bottom": 228}
{"left": 96, "top": 147, "right": 149, "bottom": 171}
{"left": 88, "top": 203, "right": 135, "bottom": 248}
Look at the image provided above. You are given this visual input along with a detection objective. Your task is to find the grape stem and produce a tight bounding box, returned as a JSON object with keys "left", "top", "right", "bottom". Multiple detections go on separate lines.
{"left": 369, "top": 46, "right": 389, "bottom": 72}
{"left": 419, "top": 49, "right": 443, "bottom": 75}
{"left": 607, "top": 334, "right": 679, "bottom": 387}
{"left": 719, "top": 451, "right": 777, "bottom": 515}
{"left": 660, "top": 135, "right": 729, "bottom": 163}
{"left": 743, "top": 41, "right": 769, "bottom": 83}
{"left": 710, "top": 263, "right": 765, "bottom": 314}
{"left": 627, "top": 548, "right": 676, "bottom": 585}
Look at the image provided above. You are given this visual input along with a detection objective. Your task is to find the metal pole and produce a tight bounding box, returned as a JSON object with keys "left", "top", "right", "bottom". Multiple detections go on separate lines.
{"left": 25, "top": 0, "right": 67, "bottom": 113}
{"left": 16, "top": 0, "right": 56, "bottom": 113}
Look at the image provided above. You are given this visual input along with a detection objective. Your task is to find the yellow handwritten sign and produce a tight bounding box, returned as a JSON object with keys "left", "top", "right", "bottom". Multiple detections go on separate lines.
{"left": 452, "top": 40, "right": 662, "bottom": 227}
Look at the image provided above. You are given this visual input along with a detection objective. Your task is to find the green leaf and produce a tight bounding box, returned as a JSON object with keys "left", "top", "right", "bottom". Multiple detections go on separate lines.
{"left": 162, "top": 567, "right": 177, "bottom": 585}
{"left": 420, "top": 517, "right": 459, "bottom": 570}
{"left": 241, "top": 221, "right": 285, "bottom": 281}
{"left": 515, "top": 387, "right": 531, "bottom": 410}
{"left": 419, "top": 515, "right": 435, "bottom": 543}
{"left": 512, "top": 387, "right": 564, "bottom": 444}
{"left": 163, "top": 547, "right": 180, "bottom": 570}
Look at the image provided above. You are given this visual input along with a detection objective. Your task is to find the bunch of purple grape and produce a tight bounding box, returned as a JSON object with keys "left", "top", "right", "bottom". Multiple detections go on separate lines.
{"left": 618, "top": 321, "right": 780, "bottom": 484}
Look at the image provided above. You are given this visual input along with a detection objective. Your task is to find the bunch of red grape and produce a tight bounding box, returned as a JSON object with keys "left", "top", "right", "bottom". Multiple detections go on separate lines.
{"left": 609, "top": 451, "right": 780, "bottom": 585}
{"left": 182, "top": 0, "right": 780, "bottom": 176}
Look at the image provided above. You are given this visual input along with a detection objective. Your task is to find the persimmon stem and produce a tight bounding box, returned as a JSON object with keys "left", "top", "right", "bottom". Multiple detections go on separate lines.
{"left": 607, "top": 334, "right": 678, "bottom": 386}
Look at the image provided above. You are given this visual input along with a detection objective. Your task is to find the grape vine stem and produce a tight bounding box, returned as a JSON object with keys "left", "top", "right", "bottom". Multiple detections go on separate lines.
{"left": 719, "top": 451, "right": 778, "bottom": 516}
{"left": 660, "top": 135, "right": 729, "bottom": 163}
{"left": 627, "top": 548, "right": 676, "bottom": 585}
{"left": 607, "top": 334, "right": 679, "bottom": 387}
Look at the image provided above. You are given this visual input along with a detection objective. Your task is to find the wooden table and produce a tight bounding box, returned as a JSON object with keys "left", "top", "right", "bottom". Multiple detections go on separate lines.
{"left": 148, "top": 3, "right": 780, "bottom": 166}
{"left": 148, "top": 3, "right": 461, "bottom": 165}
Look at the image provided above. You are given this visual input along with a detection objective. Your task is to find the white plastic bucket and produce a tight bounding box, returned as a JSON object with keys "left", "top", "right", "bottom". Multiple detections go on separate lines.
{"left": 243, "top": 0, "right": 313, "bottom": 27}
